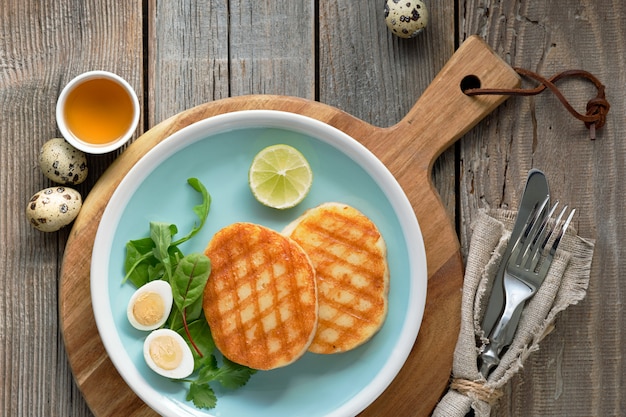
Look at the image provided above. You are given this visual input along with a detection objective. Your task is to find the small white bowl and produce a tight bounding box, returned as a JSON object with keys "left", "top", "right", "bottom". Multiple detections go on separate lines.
{"left": 56, "top": 71, "right": 140, "bottom": 154}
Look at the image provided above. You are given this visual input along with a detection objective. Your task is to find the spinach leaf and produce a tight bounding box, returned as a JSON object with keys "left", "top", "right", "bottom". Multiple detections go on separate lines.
{"left": 123, "top": 238, "right": 157, "bottom": 287}
{"left": 178, "top": 318, "right": 216, "bottom": 367}
{"left": 171, "top": 253, "right": 211, "bottom": 356}
{"left": 168, "top": 290, "right": 205, "bottom": 331}
{"left": 171, "top": 253, "right": 211, "bottom": 311}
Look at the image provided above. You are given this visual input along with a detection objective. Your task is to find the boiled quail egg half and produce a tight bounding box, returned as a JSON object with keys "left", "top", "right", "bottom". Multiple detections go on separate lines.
{"left": 127, "top": 280, "right": 173, "bottom": 331}
{"left": 143, "top": 328, "right": 194, "bottom": 379}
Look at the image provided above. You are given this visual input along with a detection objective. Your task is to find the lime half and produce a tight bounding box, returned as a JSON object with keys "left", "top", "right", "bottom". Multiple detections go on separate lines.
{"left": 248, "top": 144, "right": 313, "bottom": 209}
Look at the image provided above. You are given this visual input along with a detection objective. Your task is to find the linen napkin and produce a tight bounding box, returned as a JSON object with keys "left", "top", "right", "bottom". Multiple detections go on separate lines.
{"left": 432, "top": 208, "right": 595, "bottom": 417}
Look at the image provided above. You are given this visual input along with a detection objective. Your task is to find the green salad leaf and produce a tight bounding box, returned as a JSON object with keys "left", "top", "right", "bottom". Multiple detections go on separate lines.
{"left": 122, "top": 177, "right": 257, "bottom": 411}
{"left": 172, "top": 177, "right": 211, "bottom": 246}
{"left": 172, "top": 253, "right": 211, "bottom": 311}
{"left": 186, "top": 355, "right": 256, "bottom": 410}
{"left": 187, "top": 381, "right": 217, "bottom": 410}
{"left": 171, "top": 252, "right": 211, "bottom": 356}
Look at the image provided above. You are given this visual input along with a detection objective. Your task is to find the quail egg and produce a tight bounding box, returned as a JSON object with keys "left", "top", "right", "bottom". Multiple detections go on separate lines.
{"left": 38, "top": 138, "right": 88, "bottom": 185}
{"left": 26, "top": 186, "right": 82, "bottom": 232}
{"left": 384, "top": 0, "right": 429, "bottom": 38}
{"left": 127, "top": 280, "right": 174, "bottom": 331}
{"left": 143, "top": 328, "right": 194, "bottom": 379}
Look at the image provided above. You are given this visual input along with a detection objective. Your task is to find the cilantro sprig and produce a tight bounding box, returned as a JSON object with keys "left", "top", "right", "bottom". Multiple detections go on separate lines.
{"left": 122, "top": 177, "right": 256, "bottom": 410}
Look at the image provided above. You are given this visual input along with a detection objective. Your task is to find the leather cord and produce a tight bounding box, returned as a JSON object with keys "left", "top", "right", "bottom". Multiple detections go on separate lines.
{"left": 464, "top": 68, "right": 610, "bottom": 140}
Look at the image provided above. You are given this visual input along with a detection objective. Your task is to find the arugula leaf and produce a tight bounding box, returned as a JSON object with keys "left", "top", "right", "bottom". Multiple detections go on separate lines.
{"left": 122, "top": 179, "right": 211, "bottom": 288}
{"left": 150, "top": 222, "right": 176, "bottom": 258}
{"left": 150, "top": 222, "right": 177, "bottom": 281}
{"left": 147, "top": 262, "right": 165, "bottom": 282}
{"left": 172, "top": 178, "right": 211, "bottom": 246}
{"left": 126, "top": 236, "right": 155, "bottom": 256}
{"left": 187, "top": 382, "right": 217, "bottom": 410}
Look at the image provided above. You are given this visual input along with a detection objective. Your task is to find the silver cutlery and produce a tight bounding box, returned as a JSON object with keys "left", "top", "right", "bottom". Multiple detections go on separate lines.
{"left": 481, "top": 170, "right": 550, "bottom": 340}
{"left": 479, "top": 197, "right": 575, "bottom": 377}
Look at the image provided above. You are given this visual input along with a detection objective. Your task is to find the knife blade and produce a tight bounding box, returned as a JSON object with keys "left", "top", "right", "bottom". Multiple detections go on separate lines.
{"left": 480, "top": 169, "right": 550, "bottom": 340}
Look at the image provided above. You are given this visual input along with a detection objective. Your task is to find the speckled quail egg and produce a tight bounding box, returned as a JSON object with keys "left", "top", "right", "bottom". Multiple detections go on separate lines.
{"left": 26, "top": 186, "right": 82, "bottom": 232}
{"left": 127, "top": 280, "right": 174, "bottom": 331}
{"left": 38, "top": 138, "right": 88, "bottom": 185}
{"left": 384, "top": 0, "right": 429, "bottom": 38}
{"left": 143, "top": 328, "right": 194, "bottom": 379}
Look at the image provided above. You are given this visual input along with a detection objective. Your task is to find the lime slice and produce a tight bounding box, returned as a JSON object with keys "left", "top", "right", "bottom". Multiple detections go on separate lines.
{"left": 248, "top": 144, "right": 313, "bottom": 209}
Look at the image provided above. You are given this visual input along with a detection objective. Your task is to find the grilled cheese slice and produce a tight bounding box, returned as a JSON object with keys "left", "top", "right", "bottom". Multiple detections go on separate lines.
{"left": 202, "top": 222, "right": 318, "bottom": 370}
{"left": 283, "top": 202, "right": 389, "bottom": 354}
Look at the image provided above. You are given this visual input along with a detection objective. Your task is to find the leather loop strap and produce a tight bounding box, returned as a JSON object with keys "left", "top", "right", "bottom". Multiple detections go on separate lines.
{"left": 464, "top": 68, "right": 610, "bottom": 139}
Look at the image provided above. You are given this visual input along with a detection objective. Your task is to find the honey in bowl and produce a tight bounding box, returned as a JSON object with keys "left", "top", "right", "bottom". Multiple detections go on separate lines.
{"left": 64, "top": 77, "right": 134, "bottom": 145}
{"left": 57, "top": 70, "right": 139, "bottom": 154}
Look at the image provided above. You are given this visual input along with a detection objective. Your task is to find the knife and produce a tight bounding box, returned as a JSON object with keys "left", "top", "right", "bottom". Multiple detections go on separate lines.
{"left": 480, "top": 169, "right": 550, "bottom": 346}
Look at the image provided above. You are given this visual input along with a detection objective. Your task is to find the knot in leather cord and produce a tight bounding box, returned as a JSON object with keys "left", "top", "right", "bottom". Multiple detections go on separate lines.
{"left": 464, "top": 67, "right": 610, "bottom": 140}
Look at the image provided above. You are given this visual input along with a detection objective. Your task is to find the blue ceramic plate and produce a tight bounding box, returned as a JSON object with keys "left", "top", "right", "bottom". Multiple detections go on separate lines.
{"left": 91, "top": 110, "right": 427, "bottom": 417}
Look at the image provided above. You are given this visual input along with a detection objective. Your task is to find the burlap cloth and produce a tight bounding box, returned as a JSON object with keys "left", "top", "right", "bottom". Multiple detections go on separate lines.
{"left": 432, "top": 208, "right": 595, "bottom": 417}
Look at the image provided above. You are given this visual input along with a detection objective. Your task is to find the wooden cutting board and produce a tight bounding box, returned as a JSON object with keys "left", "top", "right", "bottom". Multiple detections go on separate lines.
{"left": 59, "top": 35, "right": 519, "bottom": 417}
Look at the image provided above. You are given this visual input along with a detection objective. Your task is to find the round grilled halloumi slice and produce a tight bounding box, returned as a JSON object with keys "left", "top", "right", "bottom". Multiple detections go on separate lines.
{"left": 203, "top": 222, "right": 318, "bottom": 370}
{"left": 283, "top": 202, "right": 389, "bottom": 354}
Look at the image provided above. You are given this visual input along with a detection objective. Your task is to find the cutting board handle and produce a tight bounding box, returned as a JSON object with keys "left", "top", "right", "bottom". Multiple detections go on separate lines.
{"left": 379, "top": 35, "right": 520, "bottom": 173}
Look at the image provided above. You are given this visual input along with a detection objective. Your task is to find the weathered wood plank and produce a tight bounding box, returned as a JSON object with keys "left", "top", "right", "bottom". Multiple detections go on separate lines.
{"left": 147, "top": 0, "right": 230, "bottom": 126}
{"left": 148, "top": 0, "right": 315, "bottom": 128}
{"left": 459, "top": 1, "right": 626, "bottom": 415}
{"left": 0, "top": 1, "right": 142, "bottom": 417}
{"left": 227, "top": 0, "right": 315, "bottom": 98}
{"left": 319, "top": 0, "right": 458, "bottom": 219}
{"left": 3, "top": 0, "right": 624, "bottom": 416}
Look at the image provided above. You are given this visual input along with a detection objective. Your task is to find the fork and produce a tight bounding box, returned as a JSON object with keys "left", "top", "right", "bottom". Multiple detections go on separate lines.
{"left": 479, "top": 197, "right": 575, "bottom": 377}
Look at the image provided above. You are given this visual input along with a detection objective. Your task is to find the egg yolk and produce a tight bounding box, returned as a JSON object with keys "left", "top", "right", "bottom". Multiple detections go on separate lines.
{"left": 132, "top": 292, "right": 164, "bottom": 326}
{"left": 149, "top": 335, "right": 183, "bottom": 371}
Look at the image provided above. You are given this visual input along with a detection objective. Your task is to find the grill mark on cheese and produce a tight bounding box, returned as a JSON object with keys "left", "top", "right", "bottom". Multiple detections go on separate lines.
{"left": 283, "top": 202, "right": 389, "bottom": 354}
{"left": 203, "top": 222, "right": 318, "bottom": 370}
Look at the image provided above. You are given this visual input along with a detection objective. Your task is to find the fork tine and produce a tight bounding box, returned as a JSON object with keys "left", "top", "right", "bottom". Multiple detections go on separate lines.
{"left": 523, "top": 197, "right": 550, "bottom": 241}
{"left": 512, "top": 196, "right": 550, "bottom": 266}
{"left": 549, "top": 208, "right": 576, "bottom": 255}
{"left": 540, "top": 204, "right": 568, "bottom": 249}
{"left": 521, "top": 201, "right": 560, "bottom": 270}
{"left": 533, "top": 206, "right": 575, "bottom": 275}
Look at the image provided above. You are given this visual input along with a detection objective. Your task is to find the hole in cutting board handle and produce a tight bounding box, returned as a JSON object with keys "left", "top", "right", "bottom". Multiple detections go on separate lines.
{"left": 460, "top": 75, "right": 481, "bottom": 93}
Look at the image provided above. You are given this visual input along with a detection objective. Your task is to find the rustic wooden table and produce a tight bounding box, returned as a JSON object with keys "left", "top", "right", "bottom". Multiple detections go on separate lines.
{"left": 1, "top": 1, "right": 624, "bottom": 416}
